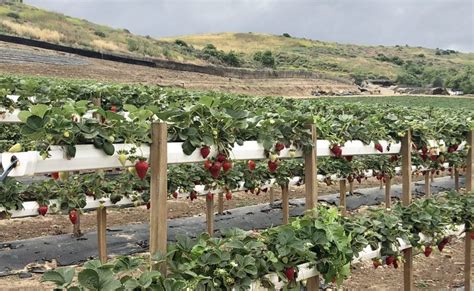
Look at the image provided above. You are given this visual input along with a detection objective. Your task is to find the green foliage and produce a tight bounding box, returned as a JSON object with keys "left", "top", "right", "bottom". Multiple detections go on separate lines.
{"left": 42, "top": 193, "right": 474, "bottom": 289}
{"left": 6, "top": 12, "right": 20, "bottom": 19}
{"left": 200, "top": 44, "right": 242, "bottom": 67}
{"left": 174, "top": 39, "right": 188, "bottom": 47}
{"left": 253, "top": 50, "right": 275, "bottom": 67}
{"left": 375, "top": 54, "right": 404, "bottom": 66}
{"left": 126, "top": 38, "right": 139, "bottom": 52}
{"left": 282, "top": 33, "right": 291, "bottom": 38}
{"left": 93, "top": 31, "right": 106, "bottom": 38}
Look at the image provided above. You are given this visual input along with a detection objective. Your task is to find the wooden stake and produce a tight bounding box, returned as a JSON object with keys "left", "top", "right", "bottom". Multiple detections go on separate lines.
{"left": 401, "top": 129, "right": 413, "bottom": 290}
{"left": 217, "top": 192, "right": 224, "bottom": 215}
{"left": 464, "top": 130, "right": 473, "bottom": 290}
{"left": 149, "top": 122, "right": 168, "bottom": 274}
{"left": 304, "top": 124, "right": 319, "bottom": 289}
{"left": 282, "top": 184, "right": 289, "bottom": 224}
{"left": 385, "top": 176, "right": 391, "bottom": 209}
{"left": 424, "top": 171, "right": 431, "bottom": 198}
{"left": 349, "top": 181, "right": 354, "bottom": 194}
{"left": 455, "top": 168, "right": 460, "bottom": 191}
{"left": 269, "top": 187, "right": 275, "bottom": 206}
{"left": 431, "top": 170, "right": 435, "bottom": 182}
{"left": 97, "top": 206, "right": 107, "bottom": 263}
{"left": 339, "top": 179, "right": 347, "bottom": 215}
{"left": 304, "top": 124, "right": 318, "bottom": 210}
{"left": 379, "top": 179, "right": 384, "bottom": 189}
{"left": 206, "top": 196, "right": 215, "bottom": 235}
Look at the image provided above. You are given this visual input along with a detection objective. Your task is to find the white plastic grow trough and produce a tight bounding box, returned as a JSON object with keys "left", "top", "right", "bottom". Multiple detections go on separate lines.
{"left": 0, "top": 108, "right": 21, "bottom": 123}
{"left": 2, "top": 195, "right": 137, "bottom": 219}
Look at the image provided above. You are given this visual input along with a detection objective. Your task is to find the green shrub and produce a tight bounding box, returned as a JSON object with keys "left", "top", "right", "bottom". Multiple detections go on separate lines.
{"left": 254, "top": 50, "right": 275, "bottom": 67}
{"left": 94, "top": 31, "right": 106, "bottom": 38}
{"left": 282, "top": 33, "right": 291, "bottom": 38}
{"left": 126, "top": 39, "right": 139, "bottom": 52}
{"left": 174, "top": 39, "right": 188, "bottom": 47}
{"left": 6, "top": 12, "right": 20, "bottom": 19}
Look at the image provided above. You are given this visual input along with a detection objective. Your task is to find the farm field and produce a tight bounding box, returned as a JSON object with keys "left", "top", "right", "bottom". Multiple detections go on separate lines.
{"left": 0, "top": 75, "right": 473, "bottom": 290}
{"left": 318, "top": 95, "right": 474, "bottom": 110}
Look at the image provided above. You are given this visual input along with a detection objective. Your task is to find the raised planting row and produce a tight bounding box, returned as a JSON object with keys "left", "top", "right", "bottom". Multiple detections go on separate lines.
{"left": 0, "top": 155, "right": 464, "bottom": 219}
{"left": 41, "top": 191, "right": 474, "bottom": 290}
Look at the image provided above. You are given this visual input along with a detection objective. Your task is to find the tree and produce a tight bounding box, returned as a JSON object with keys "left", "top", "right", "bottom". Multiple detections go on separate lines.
{"left": 282, "top": 33, "right": 291, "bottom": 38}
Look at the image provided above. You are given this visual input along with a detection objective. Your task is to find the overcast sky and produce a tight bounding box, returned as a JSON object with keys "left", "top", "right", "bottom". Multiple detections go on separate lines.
{"left": 25, "top": 0, "right": 474, "bottom": 52}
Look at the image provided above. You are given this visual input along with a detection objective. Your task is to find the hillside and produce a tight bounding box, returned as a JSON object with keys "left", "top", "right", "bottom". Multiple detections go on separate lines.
{"left": 0, "top": 1, "right": 473, "bottom": 92}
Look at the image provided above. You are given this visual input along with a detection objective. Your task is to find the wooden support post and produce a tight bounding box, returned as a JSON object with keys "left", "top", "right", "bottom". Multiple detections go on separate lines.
{"left": 401, "top": 129, "right": 413, "bottom": 291}
{"left": 304, "top": 124, "right": 318, "bottom": 209}
{"left": 97, "top": 206, "right": 107, "bottom": 263}
{"left": 385, "top": 176, "right": 391, "bottom": 209}
{"left": 349, "top": 181, "right": 354, "bottom": 194}
{"left": 269, "top": 187, "right": 275, "bottom": 206}
{"left": 304, "top": 124, "right": 319, "bottom": 290}
{"left": 281, "top": 184, "right": 289, "bottom": 224}
{"left": 149, "top": 122, "right": 168, "bottom": 274}
{"left": 339, "top": 179, "right": 347, "bottom": 215}
{"left": 455, "top": 168, "right": 460, "bottom": 191}
{"left": 424, "top": 171, "right": 431, "bottom": 198}
{"left": 217, "top": 192, "right": 224, "bottom": 215}
{"left": 431, "top": 170, "right": 435, "bottom": 182}
{"left": 206, "top": 196, "right": 215, "bottom": 235}
{"left": 451, "top": 168, "right": 454, "bottom": 179}
{"left": 379, "top": 179, "right": 384, "bottom": 189}
{"left": 464, "top": 130, "right": 473, "bottom": 290}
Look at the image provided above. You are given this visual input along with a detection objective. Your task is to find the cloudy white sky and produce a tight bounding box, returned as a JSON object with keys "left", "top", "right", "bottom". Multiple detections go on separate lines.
{"left": 25, "top": 0, "right": 474, "bottom": 52}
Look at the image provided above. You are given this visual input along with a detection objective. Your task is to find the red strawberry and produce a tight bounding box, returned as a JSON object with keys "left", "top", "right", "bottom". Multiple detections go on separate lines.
{"left": 386, "top": 255, "right": 395, "bottom": 265}
{"left": 204, "top": 159, "right": 213, "bottom": 170}
{"left": 372, "top": 258, "right": 382, "bottom": 269}
{"left": 390, "top": 155, "right": 398, "bottom": 162}
{"left": 330, "top": 144, "right": 342, "bottom": 158}
{"left": 470, "top": 231, "right": 474, "bottom": 240}
{"left": 422, "top": 146, "right": 429, "bottom": 155}
{"left": 135, "top": 160, "right": 149, "bottom": 180}
{"left": 52, "top": 172, "right": 59, "bottom": 180}
{"left": 248, "top": 160, "right": 256, "bottom": 171}
{"left": 261, "top": 188, "right": 268, "bottom": 193}
{"left": 448, "top": 144, "right": 459, "bottom": 153}
{"left": 438, "top": 237, "right": 450, "bottom": 252}
{"left": 356, "top": 176, "right": 362, "bottom": 183}
{"left": 393, "top": 260, "right": 399, "bottom": 269}
{"left": 222, "top": 161, "right": 232, "bottom": 172}
{"left": 200, "top": 146, "right": 210, "bottom": 159}
{"left": 146, "top": 202, "right": 151, "bottom": 210}
{"left": 69, "top": 209, "right": 78, "bottom": 225}
{"left": 110, "top": 105, "right": 117, "bottom": 113}
{"left": 275, "top": 143, "right": 285, "bottom": 152}
{"left": 206, "top": 192, "right": 214, "bottom": 202}
{"left": 172, "top": 191, "right": 178, "bottom": 199}
{"left": 216, "top": 153, "right": 227, "bottom": 163}
{"left": 268, "top": 160, "right": 278, "bottom": 173}
{"left": 38, "top": 205, "right": 48, "bottom": 216}
{"left": 374, "top": 143, "right": 383, "bottom": 153}
{"left": 421, "top": 154, "right": 428, "bottom": 161}
{"left": 423, "top": 246, "right": 432, "bottom": 257}
{"left": 190, "top": 191, "right": 197, "bottom": 201}
{"left": 345, "top": 155, "right": 353, "bottom": 162}
{"left": 331, "top": 277, "right": 336, "bottom": 284}
{"left": 210, "top": 162, "right": 222, "bottom": 178}
{"left": 284, "top": 267, "right": 296, "bottom": 281}
{"left": 225, "top": 191, "right": 232, "bottom": 200}
{"left": 430, "top": 154, "right": 437, "bottom": 161}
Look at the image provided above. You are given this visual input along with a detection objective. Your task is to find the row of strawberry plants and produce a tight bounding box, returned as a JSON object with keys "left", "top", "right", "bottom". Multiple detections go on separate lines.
{"left": 41, "top": 191, "right": 474, "bottom": 290}
{"left": 1, "top": 75, "right": 473, "bottom": 158}
{"left": 1, "top": 148, "right": 467, "bottom": 217}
